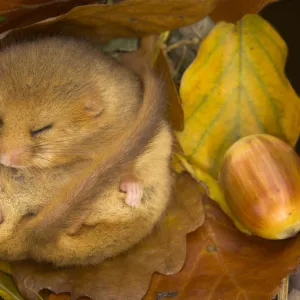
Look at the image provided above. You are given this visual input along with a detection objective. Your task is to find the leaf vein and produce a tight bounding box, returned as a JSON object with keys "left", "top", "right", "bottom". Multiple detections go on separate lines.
{"left": 185, "top": 52, "right": 238, "bottom": 125}
{"left": 206, "top": 221, "right": 250, "bottom": 300}
{"left": 242, "top": 86, "right": 265, "bottom": 131}
{"left": 190, "top": 87, "right": 238, "bottom": 156}
{"left": 243, "top": 56, "right": 285, "bottom": 138}
{"left": 247, "top": 24, "right": 286, "bottom": 84}
{"left": 251, "top": 19, "right": 286, "bottom": 59}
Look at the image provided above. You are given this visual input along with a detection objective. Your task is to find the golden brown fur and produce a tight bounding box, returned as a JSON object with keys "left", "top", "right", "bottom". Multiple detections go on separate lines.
{"left": 0, "top": 37, "right": 173, "bottom": 266}
{"left": 22, "top": 42, "right": 168, "bottom": 241}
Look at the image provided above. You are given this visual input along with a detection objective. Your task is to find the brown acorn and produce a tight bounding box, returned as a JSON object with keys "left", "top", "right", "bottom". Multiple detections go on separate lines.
{"left": 220, "top": 134, "right": 300, "bottom": 240}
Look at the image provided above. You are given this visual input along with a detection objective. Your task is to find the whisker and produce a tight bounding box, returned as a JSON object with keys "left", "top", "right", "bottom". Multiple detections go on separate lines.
{"left": 25, "top": 145, "right": 90, "bottom": 155}
{"left": 32, "top": 156, "right": 54, "bottom": 172}
{"left": 38, "top": 150, "right": 89, "bottom": 155}
{"left": 31, "top": 138, "right": 76, "bottom": 148}
{"left": 33, "top": 155, "right": 54, "bottom": 163}
{"left": 35, "top": 146, "right": 91, "bottom": 154}
{"left": 21, "top": 158, "right": 42, "bottom": 173}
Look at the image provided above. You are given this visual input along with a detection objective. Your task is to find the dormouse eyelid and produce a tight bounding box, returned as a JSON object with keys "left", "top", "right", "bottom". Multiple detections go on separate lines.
{"left": 31, "top": 124, "right": 53, "bottom": 136}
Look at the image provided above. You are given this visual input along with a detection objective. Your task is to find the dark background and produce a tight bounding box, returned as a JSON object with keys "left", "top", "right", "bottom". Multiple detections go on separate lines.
{"left": 260, "top": 0, "right": 300, "bottom": 153}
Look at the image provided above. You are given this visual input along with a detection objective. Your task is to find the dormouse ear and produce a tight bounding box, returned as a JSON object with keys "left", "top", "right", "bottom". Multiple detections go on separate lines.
{"left": 84, "top": 102, "right": 103, "bottom": 117}
{"left": 84, "top": 88, "right": 103, "bottom": 118}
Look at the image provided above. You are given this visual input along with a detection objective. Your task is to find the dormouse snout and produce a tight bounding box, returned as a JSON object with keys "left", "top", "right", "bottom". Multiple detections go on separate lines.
{"left": 0, "top": 148, "right": 27, "bottom": 168}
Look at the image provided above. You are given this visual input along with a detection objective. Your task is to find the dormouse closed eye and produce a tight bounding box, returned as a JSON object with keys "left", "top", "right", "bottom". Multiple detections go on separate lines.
{"left": 31, "top": 124, "right": 53, "bottom": 136}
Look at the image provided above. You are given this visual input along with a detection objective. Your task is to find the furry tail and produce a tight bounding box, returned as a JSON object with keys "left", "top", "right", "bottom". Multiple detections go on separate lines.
{"left": 25, "top": 50, "right": 167, "bottom": 243}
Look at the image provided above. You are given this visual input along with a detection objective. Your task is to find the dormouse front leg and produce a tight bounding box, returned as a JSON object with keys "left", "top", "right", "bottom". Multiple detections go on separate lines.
{"left": 69, "top": 163, "right": 144, "bottom": 235}
{"left": 119, "top": 163, "right": 143, "bottom": 207}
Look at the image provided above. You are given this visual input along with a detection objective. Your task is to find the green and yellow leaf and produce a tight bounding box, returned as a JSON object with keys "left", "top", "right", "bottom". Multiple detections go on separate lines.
{"left": 175, "top": 14, "right": 300, "bottom": 213}
{"left": 0, "top": 260, "right": 11, "bottom": 275}
{"left": 0, "top": 272, "right": 24, "bottom": 300}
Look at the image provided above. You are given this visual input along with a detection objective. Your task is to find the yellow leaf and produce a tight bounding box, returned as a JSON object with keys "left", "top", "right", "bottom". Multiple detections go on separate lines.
{"left": 175, "top": 14, "right": 300, "bottom": 216}
{"left": 0, "top": 272, "right": 24, "bottom": 300}
{"left": 174, "top": 153, "right": 250, "bottom": 235}
{"left": 0, "top": 261, "right": 11, "bottom": 275}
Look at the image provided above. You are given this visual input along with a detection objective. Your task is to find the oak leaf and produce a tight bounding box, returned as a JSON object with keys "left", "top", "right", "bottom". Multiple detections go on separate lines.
{"left": 154, "top": 47, "right": 184, "bottom": 131}
{"left": 2, "top": 0, "right": 220, "bottom": 44}
{"left": 0, "top": 0, "right": 97, "bottom": 35}
{"left": 145, "top": 197, "right": 300, "bottom": 300}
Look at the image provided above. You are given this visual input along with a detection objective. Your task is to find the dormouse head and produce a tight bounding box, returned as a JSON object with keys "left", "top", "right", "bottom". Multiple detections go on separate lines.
{"left": 0, "top": 37, "right": 139, "bottom": 169}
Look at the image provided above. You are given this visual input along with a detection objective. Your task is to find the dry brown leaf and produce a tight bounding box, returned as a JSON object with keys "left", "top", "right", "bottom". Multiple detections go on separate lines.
{"left": 2, "top": 0, "right": 220, "bottom": 44}
{"left": 11, "top": 173, "right": 204, "bottom": 300}
{"left": 154, "top": 48, "right": 184, "bottom": 131}
{"left": 0, "top": 0, "right": 98, "bottom": 35}
{"left": 145, "top": 196, "right": 300, "bottom": 300}
{"left": 211, "top": 0, "right": 276, "bottom": 22}
{"left": 0, "top": 0, "right": 96, "bottom": 11}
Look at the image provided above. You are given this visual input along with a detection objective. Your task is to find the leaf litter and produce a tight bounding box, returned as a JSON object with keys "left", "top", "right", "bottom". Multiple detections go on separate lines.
{"left": 0, "top": 1, "right": 299, "bottom": 300}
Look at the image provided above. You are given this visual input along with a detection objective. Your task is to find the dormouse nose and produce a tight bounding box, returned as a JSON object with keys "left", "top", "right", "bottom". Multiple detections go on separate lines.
{"left": 0, "top": 148, "right": 24, "bottom": 167}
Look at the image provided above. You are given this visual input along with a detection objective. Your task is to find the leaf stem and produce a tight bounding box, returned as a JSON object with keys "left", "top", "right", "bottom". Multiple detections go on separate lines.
{"left": 278, "top": 276, "right": 289, "bottom": 300}
{"left": 162, "top": 38, "right": 200, "bottom": 53}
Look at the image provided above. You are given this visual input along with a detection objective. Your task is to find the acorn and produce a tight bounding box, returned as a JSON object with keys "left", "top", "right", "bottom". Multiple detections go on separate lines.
{"left": 219, "top": 134, "right": 300, "bottom": 240}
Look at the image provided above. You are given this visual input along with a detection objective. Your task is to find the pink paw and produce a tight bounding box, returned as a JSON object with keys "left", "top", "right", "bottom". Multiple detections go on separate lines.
{"left": 120, "top": 178, "right": 143, "bottom": 207}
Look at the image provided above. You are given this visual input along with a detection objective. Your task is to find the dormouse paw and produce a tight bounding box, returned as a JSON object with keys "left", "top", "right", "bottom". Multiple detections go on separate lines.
{"left": 119, "top": 175, "right": 143, "bottom": 207}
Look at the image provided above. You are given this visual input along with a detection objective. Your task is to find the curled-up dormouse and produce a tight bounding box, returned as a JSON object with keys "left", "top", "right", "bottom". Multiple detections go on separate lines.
{"left": 0, "top": 37, "right": 173, "bottom": 266}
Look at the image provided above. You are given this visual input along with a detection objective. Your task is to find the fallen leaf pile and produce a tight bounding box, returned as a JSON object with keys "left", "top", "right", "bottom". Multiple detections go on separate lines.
{"left": 0, "top": 1, "right": 299, "bottom": 300}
